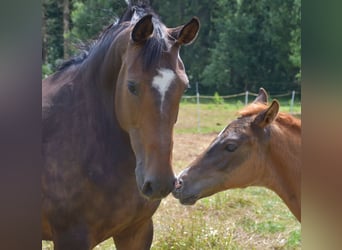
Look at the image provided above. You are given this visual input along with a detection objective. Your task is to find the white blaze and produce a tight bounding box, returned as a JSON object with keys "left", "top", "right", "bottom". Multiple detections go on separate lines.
{"left": 152, "top": 68, "right": 176, "bottom": 112}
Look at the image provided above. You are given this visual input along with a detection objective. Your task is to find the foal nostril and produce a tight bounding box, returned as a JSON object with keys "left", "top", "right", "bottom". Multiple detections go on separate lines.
{"left": 142, "top": 181, "right": 153, "bottom": 197}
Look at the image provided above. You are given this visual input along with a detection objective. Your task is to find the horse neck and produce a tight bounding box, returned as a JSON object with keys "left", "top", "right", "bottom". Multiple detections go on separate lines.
{"left": 72, "top": 27, "right": 130, "bottom": 144}
{"left": 262, "top": 122, "right": 301, "bottom": 221}
{"left": 81, "top": 28, "right": 127, "bottom": 92}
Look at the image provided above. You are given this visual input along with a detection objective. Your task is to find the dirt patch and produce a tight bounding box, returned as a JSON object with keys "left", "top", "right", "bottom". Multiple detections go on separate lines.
{"left": 172, "top": 133, "right": 217, "bottom": 174}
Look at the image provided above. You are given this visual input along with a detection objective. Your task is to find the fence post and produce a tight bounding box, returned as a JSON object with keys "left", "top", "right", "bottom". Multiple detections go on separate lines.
{"left": 196, "top": 81, "right": 200, "bottom": 132}
{"left": 245, "top": 90, "right": 249, "bottom": 105}
{"left": 290, "top": 90, "right": 295, "bottom": 113}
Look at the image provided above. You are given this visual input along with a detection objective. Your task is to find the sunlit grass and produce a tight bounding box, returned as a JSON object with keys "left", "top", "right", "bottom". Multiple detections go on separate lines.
{"left": 151, "top": 187, "right": 300, "bottom": 250}
{"left": 175, "top": 101, "right": 301, "bottom": 134}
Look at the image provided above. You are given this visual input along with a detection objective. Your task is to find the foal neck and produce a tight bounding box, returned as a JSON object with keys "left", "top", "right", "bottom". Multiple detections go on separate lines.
{"left": 264, "top": 122, "right": 301, "bottom": 221}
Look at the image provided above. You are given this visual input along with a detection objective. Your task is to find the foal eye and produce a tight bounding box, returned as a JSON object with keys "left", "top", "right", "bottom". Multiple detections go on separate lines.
{"left": 128, "top": 81, "right": 138, "bottom": 96}
{"left": 225, "top": 143, "right": 238, "bottom": 152}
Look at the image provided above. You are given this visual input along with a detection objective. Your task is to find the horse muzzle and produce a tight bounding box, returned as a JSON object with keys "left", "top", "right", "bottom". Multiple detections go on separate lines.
{"left": 172, "top": 177, "right": 199, "bottom": 205}
{"left": 135, "top": 166, "right": 175, "bottom": 200}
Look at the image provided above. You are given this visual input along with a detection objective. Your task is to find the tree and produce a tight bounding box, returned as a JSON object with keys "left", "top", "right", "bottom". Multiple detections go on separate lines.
{"left": 42, "top": 0, "right": 127, "bottom": 72}
{"left": 42, "top": 0, "right": 64, "bottom": 70}
{"left": 201, "top": 0, "right": 237, "bottom": 94}
{"left": 201, "top": 0, "right": 301, "bottom": 94}
{"left": 152, "top": 0, "right": 219, "bottom": 94}
{"left": 42, "top": 0, "right": 301, "bottom": 94}
{"left": 63, "top": 0, "right": 71, "bottom": 59}
{"left": 69, "top": 0, "right": 126, "bottom": 42}
{"left": 289, "top": 0, "right": 301, "bottom": 82}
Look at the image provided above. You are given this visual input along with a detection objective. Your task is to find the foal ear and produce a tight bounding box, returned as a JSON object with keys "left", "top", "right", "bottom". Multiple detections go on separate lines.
{"left": 170, "top": 17, "right": 200, "bottom": 45}
{"left": 253, "top": 87, "right": 268, "bottom": 104}
{"left": 253, "top": 100, "right": 279, "bottom": 128}
{"left": 131, "top": 14, "right": 154, "bottom": 43}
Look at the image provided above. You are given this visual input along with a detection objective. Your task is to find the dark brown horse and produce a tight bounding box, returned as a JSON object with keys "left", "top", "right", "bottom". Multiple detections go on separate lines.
{"left": 42, "top": 1, "right": 199, "bottom": 249}
{"left": 173, "top": 88, "right": 301, "bottom": 221}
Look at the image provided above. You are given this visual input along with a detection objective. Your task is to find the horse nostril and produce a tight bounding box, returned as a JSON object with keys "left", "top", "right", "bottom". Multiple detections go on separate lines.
{"left": 142, "top": 181, "right": 153, "bottom": 197}
{"left": 174, "top": 178, "right": 183, "bottom": 190}
{"left": 141, "top": 178, "right": 174, "bottom": 198}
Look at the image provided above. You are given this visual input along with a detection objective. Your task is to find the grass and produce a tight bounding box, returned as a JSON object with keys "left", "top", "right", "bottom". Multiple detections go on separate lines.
{"left": 175, "top": 99, "right": 301, "bottom": 134}
{"left": 151, "top": 187, "right": 300, "bottom": 250}
{"left": 42, "top": 101, "right": 301, "bottom": 249}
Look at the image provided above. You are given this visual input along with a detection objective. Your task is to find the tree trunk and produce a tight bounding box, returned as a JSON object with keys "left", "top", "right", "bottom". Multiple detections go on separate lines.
{"left": 63, "top": 0, "right": 70, "bottom": 59}
{"left": 42, "top": 1, "right": 47, "bottom": 64}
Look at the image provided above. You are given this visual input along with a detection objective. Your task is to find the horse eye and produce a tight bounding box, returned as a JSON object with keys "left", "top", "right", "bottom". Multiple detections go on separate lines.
{"left": 225, "top": 143, "right": 238, "bottom": 152}
{"left": 128, "top": 81, "right": 138, "bottom": 96}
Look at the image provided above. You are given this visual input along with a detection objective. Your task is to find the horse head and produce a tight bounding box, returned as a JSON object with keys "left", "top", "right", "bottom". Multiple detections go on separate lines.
{"left": 114, "top": 11, "right": 200, "bottom": 199}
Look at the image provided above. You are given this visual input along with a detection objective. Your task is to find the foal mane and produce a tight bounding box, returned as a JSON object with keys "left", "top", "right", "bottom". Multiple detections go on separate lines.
{"left": 55, "top": 2, "right": 168, "bottom": 74}
{"left": 238, "top": 102, "right": 301, "bottom": 133}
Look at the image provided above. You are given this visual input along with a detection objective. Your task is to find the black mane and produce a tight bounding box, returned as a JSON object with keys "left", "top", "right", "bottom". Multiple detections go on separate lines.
{"left": 55, "top": 2, "right": 168, "bottom": 74}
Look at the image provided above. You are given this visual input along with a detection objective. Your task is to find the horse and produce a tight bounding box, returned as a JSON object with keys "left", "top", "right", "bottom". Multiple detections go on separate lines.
{"left": 173, "top": 88, "right": 301, "bottom": 221}
{"left": 42, "top": 1, "right": 200, "bottom": 249}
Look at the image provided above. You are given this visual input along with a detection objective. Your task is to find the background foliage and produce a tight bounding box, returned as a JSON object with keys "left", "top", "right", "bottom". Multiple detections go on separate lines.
{"left": 42, "top": 0, "right": 301, "bottom": 95}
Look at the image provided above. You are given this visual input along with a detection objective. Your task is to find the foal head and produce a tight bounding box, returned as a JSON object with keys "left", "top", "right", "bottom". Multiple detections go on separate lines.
{"left": 173, "top": 89, "right": 283, "bottom": 204}
{"left": 114, "top": 7, "right": 200, "bottom": 199}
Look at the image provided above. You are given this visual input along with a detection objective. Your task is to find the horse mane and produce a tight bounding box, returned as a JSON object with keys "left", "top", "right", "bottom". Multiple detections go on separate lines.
{"left": 55, "top": 1, "right": 167, "bottom": 75}
{"left": 238, "top": 102, "right": 301, "bottom": 132}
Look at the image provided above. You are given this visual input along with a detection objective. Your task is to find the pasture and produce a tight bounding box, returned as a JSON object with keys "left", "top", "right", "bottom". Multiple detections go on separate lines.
{"left": 43, "top": 100, "right": 301, "bottom": 249}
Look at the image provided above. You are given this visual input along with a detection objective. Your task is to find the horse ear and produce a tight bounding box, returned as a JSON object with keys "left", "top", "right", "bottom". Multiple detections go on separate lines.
{"left": 170, "top": 17, "right": 200, "bottom": 45}
{"left": 253, "top": 100, "right": 279, "bottom": 128}
{"left": 253, "top": 87, "right": 268, "bottom": 104}
{"left": 131, "top": 14, "right": 154, "bottom": 43}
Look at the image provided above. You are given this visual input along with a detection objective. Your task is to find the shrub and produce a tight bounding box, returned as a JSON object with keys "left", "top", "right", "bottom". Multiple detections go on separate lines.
{"left": 42, "top": 64, "right": 53, "bottom": 79}
{"left": 213, "top": 92, "right": 224, "bottom": 105}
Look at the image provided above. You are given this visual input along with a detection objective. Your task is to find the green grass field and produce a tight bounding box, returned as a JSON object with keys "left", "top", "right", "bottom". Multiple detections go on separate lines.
{"left": 175, "top": 99, "right": 301, "bottom": 134}
{"left": 43, "top": 101, "right": 301, "bottom": 250}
